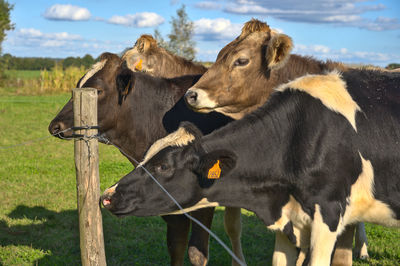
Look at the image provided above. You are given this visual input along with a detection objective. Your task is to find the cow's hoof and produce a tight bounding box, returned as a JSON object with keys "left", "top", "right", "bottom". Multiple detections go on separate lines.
{"left": 354, "top": 251, "right": 369, "bottom": 260}
{"left": 188, "top": 246, "right": 207, "bottom": 266}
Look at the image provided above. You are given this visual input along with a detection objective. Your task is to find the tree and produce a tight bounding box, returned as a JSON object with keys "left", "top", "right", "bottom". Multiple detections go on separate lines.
{"left": 0, "top": 0, "right": 14, "bottom": 55}
{"left": 168, "top": 5, "right": 196, "bottom": 60}
{"left": 154, "top": 5, "right": 196, "bottom": 60}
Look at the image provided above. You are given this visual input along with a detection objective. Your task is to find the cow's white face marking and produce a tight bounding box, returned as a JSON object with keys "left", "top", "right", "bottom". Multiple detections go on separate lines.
{"left": 162, "top": 198, "right": 219, "bottom": 215}
{"left": 104, "top": 183, "right": 118, "bottom": 196}
{"left": 343, "top": 153, "right": 400, "bottom": 227}
{"left": 276, "top": 71, "right": 361, "bottom": 131}
{"left": 139, "top": 126, "right": 196, "bottom": 166}
{"left": 78, "top": 59, "right": 107, "bottom": 88}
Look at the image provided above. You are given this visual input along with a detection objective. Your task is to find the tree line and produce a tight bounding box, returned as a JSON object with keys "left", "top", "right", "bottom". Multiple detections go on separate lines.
{"left": 0, "top": 53, "right": 96, "bottom": 70}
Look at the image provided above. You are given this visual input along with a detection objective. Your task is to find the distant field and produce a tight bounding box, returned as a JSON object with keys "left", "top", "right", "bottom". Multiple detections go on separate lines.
{"left": 0, "top": 91, "right": 399, "bottom": 265}
{"left": 4, "top": 70, "right": 41, "bottom": 79}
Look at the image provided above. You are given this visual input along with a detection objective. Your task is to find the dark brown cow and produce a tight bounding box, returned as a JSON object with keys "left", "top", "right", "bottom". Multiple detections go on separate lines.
{"left": 122, "top": 35, "right": 207, "bottom": 78}
{"left": 48, "top": 53, "right": 241, "bottom": 266}
{"left": 184, "top": 19, "right": 369, "bottom": 265}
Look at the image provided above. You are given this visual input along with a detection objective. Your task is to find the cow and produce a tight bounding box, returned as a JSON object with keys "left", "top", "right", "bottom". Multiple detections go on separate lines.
{"left": 122, "top": 35, "right": 247, "bottom": 266}
{"left": 184, "top": 18, "right": 369, "bottom": 264}
{"left": 122, "top": 34, "right": 207, "bottom": 78}
{"left": 48, "top": 52, "right": 241, "bottom": 266}
{"left": 102, "top": 69, "right": 400, "bottom": 266}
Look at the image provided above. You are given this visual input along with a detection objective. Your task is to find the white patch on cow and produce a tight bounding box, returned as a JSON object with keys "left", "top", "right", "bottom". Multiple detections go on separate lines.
{"left": 310, "top": 204, "right": 340, "bottom": 266}
{"left": 343, "top": 153, "right": 400, "bottom": 227}
{"left": 162, "top": 198, "right": 219, "bottom": 215}
{"left": 78, "top": 59, "right": 107, "bottom": 88}
{"left": 272, "top": 231, "right": 299, "bottom": 266}
{"left": 139, "top": 126, "right": 196, "bottom": 166}
{"left": 187, "top": 87, "right": 218, "bottom": 112}
{"left": 104, "top": 183, "right": 118, "bottom": 196}
{"left": 276, "top": 71, "right": 361, "bottom": 131}
{"left": 267, "top": 195, "right": 312, "bottom": 249}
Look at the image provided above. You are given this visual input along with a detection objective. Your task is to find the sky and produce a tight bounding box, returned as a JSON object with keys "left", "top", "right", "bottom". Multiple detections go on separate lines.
{"left": 3, "top": 0, "right": 400, "bottom": 66}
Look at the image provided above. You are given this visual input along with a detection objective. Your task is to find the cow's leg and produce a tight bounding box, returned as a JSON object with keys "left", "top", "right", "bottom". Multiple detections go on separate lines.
{"left": 272, "top": 231, "right": 298, "bottom": 266}
{"left": 309, "top": 206, "right": 339, "bottom": 266}
{"left": 188, "top": 207, "right": 215, "bottom": 266}
{"left": 163, "top": 215, "right": 191, "bottom": 266}
{"left": 224, "top": 207, "right": 246, "bottom": 266}
{"left": 354, "top": 222, "right": 369, "bottom": 260}
{"left": 331, "top": 224, "right": 355, "bottom": 266}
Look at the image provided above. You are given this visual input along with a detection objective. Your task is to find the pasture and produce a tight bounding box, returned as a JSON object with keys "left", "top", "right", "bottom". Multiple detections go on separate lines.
{"left": 0, "top": 73, "right": 399, "bottom": 265}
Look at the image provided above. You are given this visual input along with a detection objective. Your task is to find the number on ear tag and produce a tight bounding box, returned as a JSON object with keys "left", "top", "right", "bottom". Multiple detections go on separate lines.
{"left": 135, "top": 59, "right": 143, "bottom": 71}
{"left": 208, "top": 160, "right": 221, "bottom": 179}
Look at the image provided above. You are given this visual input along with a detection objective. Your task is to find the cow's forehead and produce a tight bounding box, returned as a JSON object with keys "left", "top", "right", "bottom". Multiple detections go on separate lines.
{"left": 139, "top": 127, "right": 196, "bottom": 166}
{"left": 216, "top": 31, "right": 269, "bottom": 62}
{"left": 78, "top": 59, "right": 107, "bottom": 88}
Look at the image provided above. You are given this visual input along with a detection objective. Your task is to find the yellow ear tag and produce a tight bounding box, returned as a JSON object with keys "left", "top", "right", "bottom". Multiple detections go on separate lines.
{"left": 135, "top": 59, "right": 143, "bottom": 71}
{"left": 207, "top": 160, "right": 221, "bottom": 179}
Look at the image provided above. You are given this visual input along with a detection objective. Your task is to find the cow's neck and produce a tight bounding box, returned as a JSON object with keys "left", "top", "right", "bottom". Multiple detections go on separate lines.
{"left": 106, "top": 77, "right": 185, "bottom": 166}
{"left": 242, "top": 54, "right": 341, "bottom": 118}
{"left": 158, "top": 52, "right": 206, "bottom": 78}
{"left": 199, "top": 96, "right": 294, "bottom": 225}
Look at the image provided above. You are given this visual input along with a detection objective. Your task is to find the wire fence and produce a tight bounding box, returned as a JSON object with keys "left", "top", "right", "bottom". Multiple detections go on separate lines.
{"left": 0, "top": 127, "right": 246, "bottom": 266}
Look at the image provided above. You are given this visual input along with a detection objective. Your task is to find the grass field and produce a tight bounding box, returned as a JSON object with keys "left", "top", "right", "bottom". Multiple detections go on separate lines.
{"left": 0, "top": 83, "right": 399, "bottom": 265}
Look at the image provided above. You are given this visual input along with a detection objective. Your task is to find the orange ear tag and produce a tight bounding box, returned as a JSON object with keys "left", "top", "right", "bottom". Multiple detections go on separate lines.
{"left": 207, "top": 160, "right": 221, "bottom": 179}
{"left": 135, "top": 59, "right": 143, "bottom": 71}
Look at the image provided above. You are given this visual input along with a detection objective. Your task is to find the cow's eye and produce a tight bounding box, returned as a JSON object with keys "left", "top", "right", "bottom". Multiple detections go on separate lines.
{"left": 155, "top": 164, "right": 170, "bottom": 173}
{"left": 97, "top": 89, "right": 103, "bottom": 95}
{"left": 233, "top": 58, "right": 249, "bottom": 67}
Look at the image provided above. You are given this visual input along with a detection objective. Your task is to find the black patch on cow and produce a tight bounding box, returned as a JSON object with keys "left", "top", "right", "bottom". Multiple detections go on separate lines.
{"left": 116, "top": 68, "right": 135, "bottom": 104}
{"left": 283, "top": 221, "right": 297, "bottom": 245}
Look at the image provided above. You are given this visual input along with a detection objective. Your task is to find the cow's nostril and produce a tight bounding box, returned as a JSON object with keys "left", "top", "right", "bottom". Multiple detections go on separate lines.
{"left": 185, "top": 91, "right": 198, "bottom": 105}
{"left": 102, "top": 197, "right": 112, "bottom": 207}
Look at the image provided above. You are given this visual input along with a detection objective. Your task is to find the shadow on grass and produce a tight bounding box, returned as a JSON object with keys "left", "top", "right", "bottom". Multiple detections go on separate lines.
{"left": 0, "top": 205, "right": 274, "bottom": 265}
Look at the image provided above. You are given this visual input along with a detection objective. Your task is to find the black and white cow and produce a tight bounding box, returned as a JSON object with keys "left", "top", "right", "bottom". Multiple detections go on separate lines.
{"left": 102, "top": 69, "right": 400, "bottom": 265}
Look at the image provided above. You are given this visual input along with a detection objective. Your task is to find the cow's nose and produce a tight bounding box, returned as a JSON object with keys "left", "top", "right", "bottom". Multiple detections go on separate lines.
{"left": 49, "top": 121, "right": 64, "bottom": 135}
{"left": 185, "top": 90, "right": 198, "bottom": 106}
{"left": 100, "top": 195, "right": 112, "bottom": 209}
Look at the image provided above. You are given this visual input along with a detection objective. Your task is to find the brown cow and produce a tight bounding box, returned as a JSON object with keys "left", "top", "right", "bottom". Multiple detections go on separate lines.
{"left": 122, "top": 35, "right": 247, "bottom": 266}
{"left": 122, "top": 34, "right": 207, "bottom": 78}
{"left": 184, "top": 19, "right": 369, "bottom": 265}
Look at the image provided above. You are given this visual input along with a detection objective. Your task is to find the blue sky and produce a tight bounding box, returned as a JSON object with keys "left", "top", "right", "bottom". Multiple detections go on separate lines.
{"left": 3, "top": 0, "right": 400, "bottom": 66}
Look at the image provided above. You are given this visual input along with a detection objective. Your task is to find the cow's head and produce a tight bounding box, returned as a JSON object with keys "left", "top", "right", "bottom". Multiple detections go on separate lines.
{"left": 101, "top": 122, "right": 236, "bottom": 217}
{"left": 122, "top": 34, "right": 206, "bottom": 78}
{"left": 185, "top": 19, "right": 293, "bottom": 119}
{"left": 48, "top": 53, "right": 136, "bottom": 140}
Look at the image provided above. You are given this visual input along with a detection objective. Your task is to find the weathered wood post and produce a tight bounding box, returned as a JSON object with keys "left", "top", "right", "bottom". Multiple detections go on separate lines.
{"left": 73, "top": 88, "right": 107, "bottom": 266}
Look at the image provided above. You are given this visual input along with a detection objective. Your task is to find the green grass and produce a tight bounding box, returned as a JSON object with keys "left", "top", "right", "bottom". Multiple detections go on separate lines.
{"left": 0, "top": 92, "right": 399, "bottom": 265}
{"left": 4, "top": 70, "right": 41, "bottom": 79}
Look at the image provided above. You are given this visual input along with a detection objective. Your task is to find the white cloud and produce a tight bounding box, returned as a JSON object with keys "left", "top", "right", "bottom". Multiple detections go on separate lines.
{"left": 43, "top": 4, "right": 91, "bottom": 21}
{"left": 195, "top": 2, "right": 222, "bottom": 10}
{"left": 18, "top": 28, "right": 82, "bottom": 41}
{"left": 108, "top": 12, "right": 165, "bottom": 28}
{"left": 222, "top": 0, "right": 400, "bottom": 31}
{"left": 293, "top": 42, "right": 400, "bottom": 66}
{"left": 194, "top": 18, "right": 242, "bottom": 41}
{"left": 4, "top": 28, "right": 130, "bottom": 58}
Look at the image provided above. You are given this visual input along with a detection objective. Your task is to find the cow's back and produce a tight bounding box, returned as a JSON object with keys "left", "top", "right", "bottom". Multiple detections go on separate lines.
{"left": 344, "top": 69, "right": 400, "bottom": 218}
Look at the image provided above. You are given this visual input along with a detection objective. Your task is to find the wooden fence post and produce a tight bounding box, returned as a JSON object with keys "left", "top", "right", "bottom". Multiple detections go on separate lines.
{"left": 73, "top": 88, "right": 107, "bottom": 266}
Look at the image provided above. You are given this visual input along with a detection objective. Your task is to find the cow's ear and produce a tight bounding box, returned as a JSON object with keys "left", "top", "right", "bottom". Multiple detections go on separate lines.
{"left": 116, "top": 69, "right": 135, "bottom": 104}
{"left": 195, "top": 150, "right": 237, "bottom": 188}
{"left": 136, "top": 35, "right": 157, "bottom": 53}
{"left": 266, "top": 34, "right": 293, "bottom": 69}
